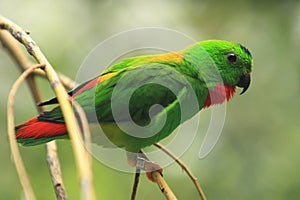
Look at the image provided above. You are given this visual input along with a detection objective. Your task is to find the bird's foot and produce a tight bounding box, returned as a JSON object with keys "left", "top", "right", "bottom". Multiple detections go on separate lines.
{"left": 136, "top": 157, "right": 163, "bottom": 182}
{"left": 127, "top": 152, "right": 163, "bottom": 182}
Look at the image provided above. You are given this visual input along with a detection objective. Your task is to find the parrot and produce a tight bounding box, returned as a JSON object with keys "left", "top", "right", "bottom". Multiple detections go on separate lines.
{"left": 15, "top": 40, "right": 252, "bottom": 180}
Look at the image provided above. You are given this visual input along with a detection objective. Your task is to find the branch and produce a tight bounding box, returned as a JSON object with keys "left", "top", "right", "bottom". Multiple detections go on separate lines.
{"left": 46, "top": 141, "right": 68, "bottom": 200}
{"left": 0, "top": 30, "right": 76, "bottom": 88}
{"left": 1, "top": 15, "right": 194, "bottom": 200}
{"left": 137, "top": 151, "right": 177, "bottom": 200}
{"left": 130, "top": 168, "right": 141, "bottom": 200}
{"left": 151, "top": 171, "right": 177, "bottom": 200}
{"left": 0, "top": 15, "right": 95, "bottom": 200}
{"left": 154, "top": 143, "right": 206, "bottom": 200}
{"left": 7, "top": 64, "right": 44, "bottom": 200}
{"left": 29, "top": 76, "right": 68, "bottom": 200}
{"left": 0, "top": 30, "right": 68, "bottom": 200}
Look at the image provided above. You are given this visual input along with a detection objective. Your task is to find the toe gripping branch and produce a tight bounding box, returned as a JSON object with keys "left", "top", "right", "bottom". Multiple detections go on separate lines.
{"left": 135, "top": 155, "right": 163, "bottom": 182}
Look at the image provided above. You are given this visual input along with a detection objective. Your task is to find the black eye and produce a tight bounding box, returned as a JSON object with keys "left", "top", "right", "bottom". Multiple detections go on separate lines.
{"left": 226, "top": 53, "right": 238, "bottom": 64}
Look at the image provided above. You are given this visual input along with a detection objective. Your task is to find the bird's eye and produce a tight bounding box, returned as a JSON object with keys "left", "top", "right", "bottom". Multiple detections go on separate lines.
{"left": 226, "top": 53, "right": 238, "bottom": 64}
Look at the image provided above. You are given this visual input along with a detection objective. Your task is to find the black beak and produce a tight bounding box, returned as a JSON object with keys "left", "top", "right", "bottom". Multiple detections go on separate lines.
{"left": 237, "top": 74, "right": 251, "bottom": 95}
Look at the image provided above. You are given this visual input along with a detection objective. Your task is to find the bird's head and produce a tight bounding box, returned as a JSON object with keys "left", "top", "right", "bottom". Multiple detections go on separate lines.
{"left": 183, "top": 40, "right": 253, "bottom": 94}
{"left": 201, "top": 40, "right": 252, "bottom": 94}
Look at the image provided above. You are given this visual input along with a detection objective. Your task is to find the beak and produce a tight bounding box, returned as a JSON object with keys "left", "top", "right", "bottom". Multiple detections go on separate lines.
{"left": 237, "top": 74, "right": 251, "bottom": 95}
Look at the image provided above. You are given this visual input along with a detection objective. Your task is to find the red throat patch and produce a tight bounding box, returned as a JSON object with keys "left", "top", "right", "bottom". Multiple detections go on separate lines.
{"left": 203, "top": 84, "right": 236, "bottom": 108}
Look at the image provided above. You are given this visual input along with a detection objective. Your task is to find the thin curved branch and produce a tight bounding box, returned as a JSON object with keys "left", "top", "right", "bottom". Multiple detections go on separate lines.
{"left": 131, "top": 167, "right": 141, "bottom": 200}
{"left": 1, "top": 14, "right": 190, "bottom": 200}
{"left": 151, "top": 171, "right": 177, "bottom": 200}
{"left": 71, "top": 100, "right": 91, "bottom": 147}
{"left": 0, "top": 30, "right": 76, "bottom": 89}
{"left": 1, "top": 27, "right": 68, "bottom": 200}
{"left": 154, "top": 143, "right": 206, "bottom": 200}
{"left": 0, "top": 15, "right": 95, "bottom": 200}
{"left": 7, "top": 64, "right": 44, "bottom": 200}
{"left": 46, "top": 141, "right": 68, "bottom": 200}
{"left": 137, "top": 151, "right": 177, "bottom": 200}
{"left": 27, "top": 76, "right": 68, "bottom": 200}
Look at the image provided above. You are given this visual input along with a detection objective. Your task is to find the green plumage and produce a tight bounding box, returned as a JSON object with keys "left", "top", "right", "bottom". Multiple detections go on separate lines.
{"left": 16, "top": 40, "right": 253, "bottom": 152}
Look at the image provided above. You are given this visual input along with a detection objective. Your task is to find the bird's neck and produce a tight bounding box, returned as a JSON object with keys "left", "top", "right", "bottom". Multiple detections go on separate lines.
{"left": 203, "top": 84, "right": 236, "bottom": 108}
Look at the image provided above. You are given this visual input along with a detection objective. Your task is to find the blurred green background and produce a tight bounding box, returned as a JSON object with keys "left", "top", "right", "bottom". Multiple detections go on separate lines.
{"left": 1, "top": 0, "right": 300, "bottom": 199}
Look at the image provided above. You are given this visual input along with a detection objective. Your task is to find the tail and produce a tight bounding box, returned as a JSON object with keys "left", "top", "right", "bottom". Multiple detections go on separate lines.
{"left": 15, "top": 117, "right": 68, "bottom": 146}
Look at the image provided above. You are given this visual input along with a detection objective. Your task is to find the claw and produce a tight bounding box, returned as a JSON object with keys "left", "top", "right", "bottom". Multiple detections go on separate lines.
{"left": 146, "top": 165, "right": 163, "bottom": 182}
{"left": 136, "top": 157, "right": 163, "bottom": 182}
{"left": 127, "top": 152, "right": 163, "bottom": 182}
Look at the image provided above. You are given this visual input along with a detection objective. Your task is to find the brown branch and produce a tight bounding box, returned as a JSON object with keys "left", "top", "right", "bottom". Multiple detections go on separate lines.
{"left": 71, "top": 100, "right": 91, "bottom": 148}
{"left": 154, "top": 143, "right": 207, "bottom": 200}
{"left": 151, "top": 171, "right": 177, "bottom": 200}
{"left": 71, "top": 99, "right": 93, "bottom": 195}
{"left": 7, "top": 65, "right": 69, "bottom": 200}
{"left": 0, "top": 28, "right": 68, "bottom": 199}
{"left": 0, "top": 30, "right": 76, "bottom": 89}
{"left": 137, "top": 151, "right": 177, "bottom": 200}
{"left": 1, "top": 15, "right": 190, "bottom": 200}
{"left": 28, "top": 76, "right": 68, "bottom": 200}
{"left": 130, "top": 167, "right": 141, "bottom": 200}
{"left": 7, "top": 64, "right": 44, "bottom": 200}
{"left": 0, "top": 15, "right": 95, "bottom": 200}
{"left": 46, "top": 141, "right": 68, "bottom": 200}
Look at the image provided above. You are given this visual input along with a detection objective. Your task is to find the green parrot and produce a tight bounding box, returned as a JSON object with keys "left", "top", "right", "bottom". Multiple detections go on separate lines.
{"left": 15, "top": 40, "right": 252, "bottom": 177}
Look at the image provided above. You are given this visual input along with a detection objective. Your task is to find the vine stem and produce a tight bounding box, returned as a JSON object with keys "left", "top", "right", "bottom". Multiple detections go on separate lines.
{"left": 1, "top": 15, "right": 95, "bottom": 200}
{"left": 137, "top": 151, "right": 178, "bottom": 200}
{"left": 7, "top": 64, "right": 44, "bottom": 200}
{"left": 154, "top": 143, "right": 207, "bottom": 200}
{"left": 0, "top": 14, "right": 199, "bottom": 200}
{"left": 130, "top": 167, "right": 141, "bottom": 200}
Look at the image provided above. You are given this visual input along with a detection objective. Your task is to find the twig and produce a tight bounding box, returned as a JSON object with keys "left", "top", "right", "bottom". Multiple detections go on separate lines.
{"left": 0, "top": 28, "right": 68, "bottom": 199}
{"left": 25, "top": 76, "right": 68, "bottom": 199}
{"left": 71, "top": 99, "right": 93, "bottom": 197}
{"left": 46, "top": 141, "right": 68, "bottom": 200}
{"left": 0, "top": 30, "right": 76, "bottom": 88}
{"left": 72, "top": 100, "right": 91, "bottom": 149}
{"left": 130, "top": 167, "right": 141, "bottom": 200}
{"left": 7, "top": 64, "right": 44, "bottom": 200}
{"left": 1, "top": 15, "right": 187, "bottom": 200}
{"left": 28, "top": 76, "right": 68, "bottom": 200}
{"left": 0, "top": 15, "right": 95, "bottom": 200}
{"left": 27, "top": 77, "right": 68, "bottom": 200}
{"left": 154, "top": 143, "right": 206, "bottom": 200}
{"left": 151, "top": 171, "right": 177, "bottom": 200}
{"left": 138, "top": 151, "right": 177, "bottom": 200}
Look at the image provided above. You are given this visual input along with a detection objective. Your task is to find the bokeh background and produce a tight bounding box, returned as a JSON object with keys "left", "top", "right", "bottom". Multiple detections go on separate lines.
{"left": 1, "top": 0, "right": 300, "bottom": 199}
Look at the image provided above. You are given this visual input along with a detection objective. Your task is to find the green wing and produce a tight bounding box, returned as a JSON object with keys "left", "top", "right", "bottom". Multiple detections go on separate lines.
{"left": 37, "top": 62, "right": 205, "bottom": 151}
{"left": 78, "top": 63, "right": 199, "bottom": 123}
{"left": 39, "top": 61, "right": 205, "bottom": 125}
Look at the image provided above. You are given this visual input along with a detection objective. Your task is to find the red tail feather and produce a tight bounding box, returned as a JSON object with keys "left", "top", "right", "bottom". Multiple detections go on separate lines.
{"left": 16, "top": 117, "right": 66, "bottom": 139}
